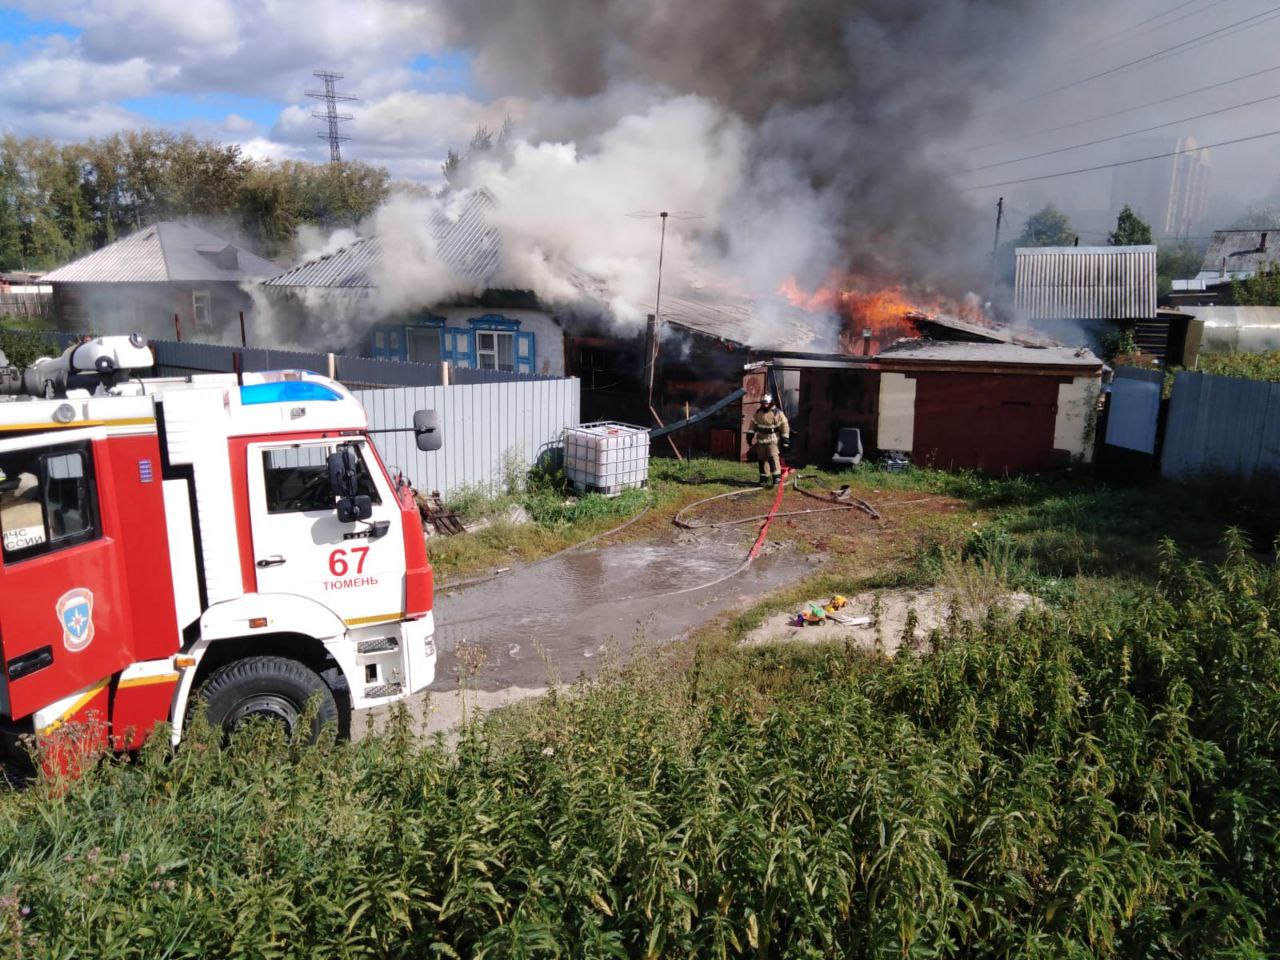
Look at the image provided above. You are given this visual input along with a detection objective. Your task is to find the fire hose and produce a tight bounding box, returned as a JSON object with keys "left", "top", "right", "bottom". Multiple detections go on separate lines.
{"left": 438, "top": 466, "right": 879, "bottom": 599}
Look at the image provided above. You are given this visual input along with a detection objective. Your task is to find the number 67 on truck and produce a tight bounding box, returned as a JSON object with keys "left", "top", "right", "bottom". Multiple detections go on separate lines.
{"left": 0, "top": 335, "right": 442, "bottom": 756}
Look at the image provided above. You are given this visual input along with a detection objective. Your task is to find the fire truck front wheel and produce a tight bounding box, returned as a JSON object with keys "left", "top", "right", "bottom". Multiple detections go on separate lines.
{"left": 193, "top": 656, "right": 341, "bottom": 742}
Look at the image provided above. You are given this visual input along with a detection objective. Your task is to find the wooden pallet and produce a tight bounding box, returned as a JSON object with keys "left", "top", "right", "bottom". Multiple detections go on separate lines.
{"left": 415, "top": 490, "right": 466, "bottom": 536}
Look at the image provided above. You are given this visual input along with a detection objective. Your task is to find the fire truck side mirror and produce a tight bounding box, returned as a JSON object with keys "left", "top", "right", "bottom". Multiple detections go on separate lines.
{"left": 327, "top": 447, "right": 361, "bottom": 498}
{"left": 413, "top": 409, "right": 442, "bottom": 452}
{"left": 337, "top": 495, "right": 373, "bottom": 523}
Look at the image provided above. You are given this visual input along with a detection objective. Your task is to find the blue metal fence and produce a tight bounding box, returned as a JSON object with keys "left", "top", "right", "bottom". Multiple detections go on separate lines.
{"left": 1161, "top": 371, "right": 1280, "bottom": 482}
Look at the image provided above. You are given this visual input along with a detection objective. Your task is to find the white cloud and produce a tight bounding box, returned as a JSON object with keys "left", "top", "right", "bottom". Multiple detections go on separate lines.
{"left": 0, "top": 0, "right": 479, "bottom": 179}
{"left": 12, "top": 0, "right": 450, "bottom": 98}
{"left": 0, "top": 48, "right": 161, "bottom": 110}
{"left": 236, "top": 136, "right": 304, "bottom": 163}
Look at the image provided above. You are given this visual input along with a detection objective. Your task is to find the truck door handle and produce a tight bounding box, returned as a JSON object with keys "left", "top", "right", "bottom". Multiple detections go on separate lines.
{"left": 256, "top": 555, "right": 286, "bottom": 568}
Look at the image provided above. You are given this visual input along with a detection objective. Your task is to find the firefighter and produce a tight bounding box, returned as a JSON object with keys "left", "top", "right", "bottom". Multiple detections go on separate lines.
{"left": 746, "top": 393, "right": 790, "bottom": 486}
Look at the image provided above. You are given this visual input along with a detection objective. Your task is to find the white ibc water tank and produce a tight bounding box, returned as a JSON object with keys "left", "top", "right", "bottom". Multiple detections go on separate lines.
{"left": 564, "top": 421, "right": 650, "bottom": 495}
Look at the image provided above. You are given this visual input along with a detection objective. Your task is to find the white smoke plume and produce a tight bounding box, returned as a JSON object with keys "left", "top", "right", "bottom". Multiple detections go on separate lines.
{"left": 263, "top": 1, "right": 1070, "bottom": 348}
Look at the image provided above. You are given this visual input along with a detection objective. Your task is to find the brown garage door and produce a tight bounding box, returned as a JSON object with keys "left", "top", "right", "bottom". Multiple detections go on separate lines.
{"left": 911, "top": 373, "right": 1062, "bottom": 473}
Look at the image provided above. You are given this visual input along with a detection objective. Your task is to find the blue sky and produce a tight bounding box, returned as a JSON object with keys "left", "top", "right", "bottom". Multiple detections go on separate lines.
{"left": 0, "top": 1, "right": 493, "bottom": 180}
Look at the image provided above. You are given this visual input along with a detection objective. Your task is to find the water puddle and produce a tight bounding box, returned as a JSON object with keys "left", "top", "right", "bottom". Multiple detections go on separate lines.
{"left": 429, "top": 534, "right": 814, "bottom": 692}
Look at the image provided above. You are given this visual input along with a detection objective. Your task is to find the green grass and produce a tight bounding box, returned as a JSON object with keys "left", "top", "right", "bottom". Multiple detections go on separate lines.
{"left": 4, "top": 534, "right": 1280, "bottom": 956}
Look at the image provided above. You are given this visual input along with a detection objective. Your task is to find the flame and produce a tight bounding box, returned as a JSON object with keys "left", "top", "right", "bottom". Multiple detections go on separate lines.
{"left": 779, "top": 275, "right": 989, "bottom": 355}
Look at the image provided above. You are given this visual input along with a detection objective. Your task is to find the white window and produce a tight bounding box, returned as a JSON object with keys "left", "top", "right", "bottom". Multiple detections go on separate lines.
{"left": 476, "top": 331, "right": 515, "bottom": 372}
{"left": 192, "top": 290, "right": 211, "bottom": 328}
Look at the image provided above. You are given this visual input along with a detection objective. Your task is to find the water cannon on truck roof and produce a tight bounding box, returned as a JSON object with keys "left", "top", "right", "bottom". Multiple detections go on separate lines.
{"left": 0, "top": 334, "right": 444, "bottom": 767}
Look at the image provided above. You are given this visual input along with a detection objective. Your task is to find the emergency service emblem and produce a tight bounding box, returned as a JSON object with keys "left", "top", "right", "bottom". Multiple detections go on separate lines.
{"left": 55, "top": 588, "right": 95, "bottom": 653}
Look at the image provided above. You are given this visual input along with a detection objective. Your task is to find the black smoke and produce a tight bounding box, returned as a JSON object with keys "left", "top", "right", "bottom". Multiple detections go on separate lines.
{"left": 434, "top": 0, "right": 1052, "bottom": 293}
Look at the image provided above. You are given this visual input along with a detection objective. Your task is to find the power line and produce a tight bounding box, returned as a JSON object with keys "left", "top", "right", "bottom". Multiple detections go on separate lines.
{"left": 989, "top": 4, "right": 1280, "bottom": 112}
{"left": 1121, "top": 0, "right": 1210, "bottom": 32}
{"left": 1122, "top": 0, "right": 1239, "bottom": 36}
{"left": 964, "top": 87, "right": 1280, "bottom": 172}
{"left": 1029, "top": 0, "right": 1233, "bottom": 91}
{"left": 962, "top": 127, "right": 1279, "bottom": 191}
{"left": 953, "top": 62, "right": 1280, "bottom": 156}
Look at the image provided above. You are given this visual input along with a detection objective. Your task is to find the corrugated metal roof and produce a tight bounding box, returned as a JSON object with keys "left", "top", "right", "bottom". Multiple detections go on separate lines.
{"left": 264, "top": 189, "right": 502, "bottom": 290}
{"left": 660, "top": 294, "right": 827, "bottom": 351}
{"left": 42, "top": 221, "right": 278, "bottom": 283}
{"left": 1013, "top": 245, "right": 1156, "bottom": 321}
{"left": 1199, "top": 229, "right": 1280, "bottom": 276}
{"left": 879, "top": 339, "right": 1103, "bottom": 369}
{"left": 264, "top": 235, "right": 382, "bottom": 288}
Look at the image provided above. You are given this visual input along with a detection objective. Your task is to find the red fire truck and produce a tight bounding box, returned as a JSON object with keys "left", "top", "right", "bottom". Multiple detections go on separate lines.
{"left": 0, "top": 335, "right": 440, "bottom": 753}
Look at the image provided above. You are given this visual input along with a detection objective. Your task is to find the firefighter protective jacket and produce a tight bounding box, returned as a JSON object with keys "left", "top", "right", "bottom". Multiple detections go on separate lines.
{"left": 749, "top": 407, "right": 790, "bottom": 444}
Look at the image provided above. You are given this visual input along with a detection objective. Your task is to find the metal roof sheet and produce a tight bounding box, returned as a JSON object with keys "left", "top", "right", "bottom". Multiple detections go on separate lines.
{"left": 1013, "top": 245, "right": 1156, "bottom": 321}
{"left": 264, "top": 235, "right": 382, "bottom": 288}
{"left": 264, "top": 189, "right": 502, "bottom": 290}
{"left": 42, "top": 221, "right": 278, "bottom": 283}
{"left": 879, "top": 339, "right": 1103, "bottom": 368}
{"left": 660, "top": 294, "right": 828, "bottom": 351}
{"left": 1199, "top": 229, "right": 1280, "bottom": 276}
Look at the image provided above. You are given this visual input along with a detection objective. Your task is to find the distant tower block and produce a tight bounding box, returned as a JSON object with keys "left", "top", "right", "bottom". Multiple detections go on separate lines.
{"left": 305, "top": 70, "right": 357, "bottom": 163}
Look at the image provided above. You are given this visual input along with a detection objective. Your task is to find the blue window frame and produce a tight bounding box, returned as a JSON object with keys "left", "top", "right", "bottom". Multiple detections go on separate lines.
{"left": 369, "top": 312, "right": 533, "bottom": 373}
{"left": 468, "top": 314, "right": 535, "bottom": 373}
{"left": 370, "top": 313, "right": 444, "bottom": 361}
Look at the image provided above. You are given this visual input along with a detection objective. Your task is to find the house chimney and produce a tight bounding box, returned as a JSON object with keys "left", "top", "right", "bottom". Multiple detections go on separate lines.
{"left": 862, "top": 328, "right": 872, "bottom": 356}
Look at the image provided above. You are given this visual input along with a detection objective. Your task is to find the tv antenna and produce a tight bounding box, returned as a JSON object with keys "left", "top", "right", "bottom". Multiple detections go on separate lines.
{"left": 626, "top": 210, "right": 703, "bottom": 324}
{"left": 627, "top": 209, "right": 703, "bottom": 427}
{"left": 306, "top": 71, "right": 357, "bottom": 164}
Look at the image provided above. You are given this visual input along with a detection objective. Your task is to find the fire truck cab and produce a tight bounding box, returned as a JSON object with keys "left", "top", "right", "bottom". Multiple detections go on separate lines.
{"left": 0, "top": 335, "right": 439, "bottom": 752}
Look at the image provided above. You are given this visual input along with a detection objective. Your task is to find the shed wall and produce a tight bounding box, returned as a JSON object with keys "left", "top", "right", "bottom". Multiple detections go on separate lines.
{"left": 1014, "top": 247, "right": 1156, "bottom": 321}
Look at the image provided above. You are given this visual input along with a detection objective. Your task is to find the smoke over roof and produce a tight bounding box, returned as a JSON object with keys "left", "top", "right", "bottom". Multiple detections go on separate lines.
{"left": 429, "top": 0, "right": 1048, "bottom": 299}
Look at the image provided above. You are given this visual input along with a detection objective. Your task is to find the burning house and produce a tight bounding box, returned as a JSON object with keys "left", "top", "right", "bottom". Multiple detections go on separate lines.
{"left": 258, "top": 192, "right": 565, "bottom": 377}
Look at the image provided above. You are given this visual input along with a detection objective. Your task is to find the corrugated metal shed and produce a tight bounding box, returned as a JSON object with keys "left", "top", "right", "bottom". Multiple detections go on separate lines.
{"left": 42, "top": 222, "right": 279, "bottom": 283}
{"left": 1014, "top": 245, "right": 1156, "bottom": 321}
{"left": 1199, "top": 230, "right": 1280, "bottom": 276}
{"left": 264, "top": 189, "right": 502, "bottom": 290}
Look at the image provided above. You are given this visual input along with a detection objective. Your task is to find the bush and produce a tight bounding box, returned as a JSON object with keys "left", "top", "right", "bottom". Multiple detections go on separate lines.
{"left": 0, "top": 322, "right": 57, "bottom": 368}
{"left": 2, "top": 533, "right": 1280, "bottom": 955}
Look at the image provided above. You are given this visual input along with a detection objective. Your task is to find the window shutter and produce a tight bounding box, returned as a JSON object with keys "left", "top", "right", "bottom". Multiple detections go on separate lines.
{"left": 515, "top": 331, "right": 535, "bottom": 374}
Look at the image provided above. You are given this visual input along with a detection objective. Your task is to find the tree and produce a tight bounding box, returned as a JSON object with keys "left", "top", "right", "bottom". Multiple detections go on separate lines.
{"left": 1230, "top": 264, "right": 1280, "bottom": 306}
{"left": 1017, "top": 205, "right": 1076, "bottom": 247}
{"left": 1108, "top": 204, "right": 1153, "bottom": 246}
{"left": 442, "top": 117, "right": 514, "bottom": 185}
{"left": 1157, "top": 240, "right": 1206, "bottom": 298}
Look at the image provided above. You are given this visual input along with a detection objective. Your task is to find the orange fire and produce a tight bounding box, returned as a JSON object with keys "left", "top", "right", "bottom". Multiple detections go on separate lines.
{"left": 779, "top": 275, "right": 988, "bottom": 356}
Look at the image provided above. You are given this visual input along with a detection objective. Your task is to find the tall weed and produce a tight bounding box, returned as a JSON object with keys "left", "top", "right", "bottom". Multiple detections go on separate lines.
{"left": 2, "top": 534, "right": 1280, "bottom": 955}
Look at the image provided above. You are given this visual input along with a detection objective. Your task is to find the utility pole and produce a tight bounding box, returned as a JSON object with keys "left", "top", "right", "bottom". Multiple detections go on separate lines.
{"left": 305, "top": 71, "right": 357, "bottom": 164}
{"left": 990, "top": 196, "right": 1004, "bottom": 289}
